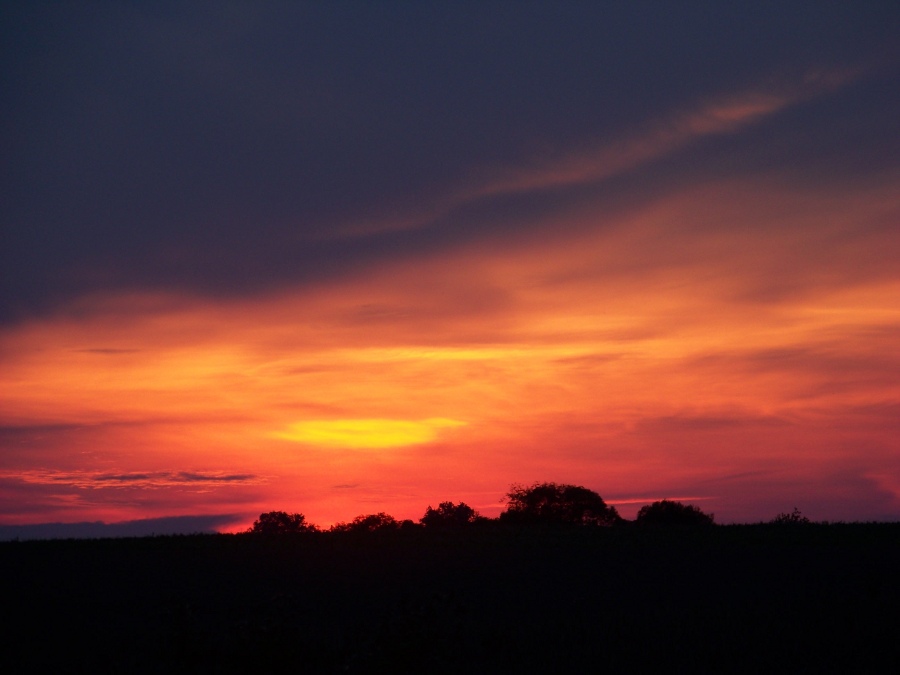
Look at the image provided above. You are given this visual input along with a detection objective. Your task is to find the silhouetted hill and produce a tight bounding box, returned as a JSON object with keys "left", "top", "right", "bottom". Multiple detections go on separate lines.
{"left": 3, "top": 523, "right": 899, "bottom": 673}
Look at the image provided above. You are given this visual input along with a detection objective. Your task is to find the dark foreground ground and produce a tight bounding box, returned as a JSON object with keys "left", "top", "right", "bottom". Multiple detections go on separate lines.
{"left": 2, "top": 523, "right": 898, "bottom": 673}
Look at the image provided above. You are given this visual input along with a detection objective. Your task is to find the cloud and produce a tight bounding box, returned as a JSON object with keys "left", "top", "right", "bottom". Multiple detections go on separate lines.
{"left": 464, "top": 69, "right": 859, "bottom": 202}
{"left": 0, "top": 5, "right": 897, "bottom": 527}
{"left": 0, "top": 514, "right": 243, "bottom": 541}
{"left": 3, "top": 4, "right": 897, "bottom": 322}
{"left": 8, "top": 470, "right": 265, "bottom": 490}
{"left": 636, "top": 413, "right": 791, "bottom": 433}
{"left": 0, "top": 423, "right": 87, "bottom": 438}
{"left": 607, "top": 496, "right": 715, "bottom": 506}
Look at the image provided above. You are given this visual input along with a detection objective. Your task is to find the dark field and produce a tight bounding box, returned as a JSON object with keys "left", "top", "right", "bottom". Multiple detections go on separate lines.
{"left": 3, "top": 523, "right": 899, "bottom": 673}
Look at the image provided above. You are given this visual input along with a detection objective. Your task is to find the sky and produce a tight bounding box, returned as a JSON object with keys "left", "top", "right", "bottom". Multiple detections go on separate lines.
{"left": 2, "top": 2, "right": 899, "bottom": 537}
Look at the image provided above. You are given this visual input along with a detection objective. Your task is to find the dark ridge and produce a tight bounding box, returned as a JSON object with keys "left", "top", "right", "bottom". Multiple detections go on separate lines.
{"left": 3, "top": 523, "right": 899, "bottom": 673}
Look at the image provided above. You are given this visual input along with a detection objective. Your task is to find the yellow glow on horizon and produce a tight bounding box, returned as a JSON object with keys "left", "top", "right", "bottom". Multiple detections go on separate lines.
{"left": 272, "top": 418, "right": 467, "bottom": 448}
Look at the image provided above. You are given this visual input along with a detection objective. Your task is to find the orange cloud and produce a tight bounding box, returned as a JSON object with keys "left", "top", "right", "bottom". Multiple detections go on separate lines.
{"left": 1, "top": 159, "right": 898, "bottom": 527}
{"left": 463, "top": 68, "right": 860, "bottom": 201}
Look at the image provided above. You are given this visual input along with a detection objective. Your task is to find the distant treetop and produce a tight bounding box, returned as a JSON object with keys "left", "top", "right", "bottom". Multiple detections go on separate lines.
{"left": 500, "top": 482, "right": 621, "bottom": 526}
{"left": 330, "top": 512, "right": 401, "bottom": 533}
{"left": 770, "top": 508, "right": 811, "bottom": 525}
{"left": 420, "top": 501, "right": 481, "bottom": 527}
{"left": 635, "top": 500, "right": 714, "bottom": 526}
{"left": 249, "top": 488, "right": 727, "bottom": 535}
{"left": 249, "top": 511, "right": 318, "bottom": 534}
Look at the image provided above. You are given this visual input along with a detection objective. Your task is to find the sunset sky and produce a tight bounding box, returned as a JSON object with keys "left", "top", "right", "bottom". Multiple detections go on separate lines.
{"left": 2, "top": 2, "right": 899, "bottom": 537}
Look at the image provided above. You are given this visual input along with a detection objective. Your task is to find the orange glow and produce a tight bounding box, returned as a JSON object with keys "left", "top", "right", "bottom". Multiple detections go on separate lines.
{"left": 4, "top": 7, "right": 899, "bottom": 543}
{"left": 2, "top": 164, "right": 898, "bottom": 530}
{"left": 272, "top": 418, "right": 466, "bottom": 448}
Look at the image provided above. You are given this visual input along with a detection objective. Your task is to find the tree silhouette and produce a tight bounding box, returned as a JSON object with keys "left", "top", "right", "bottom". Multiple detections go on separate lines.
{"left": 249, "top": 511, "right": 318, "bottom": 534}
{"left": 635, "top": 500, "right": 714, "bottom": 526}
{"left": 770, "top": 508, "right": 810, "bottom": 525}
{"left": 500, "top": 482, "right": 620, "bottom": 526}
{"left": 330, "top": 512, "right": 400, "bottom": 533}
{"left": 420, "top": 501, "right": 481, "bottom": 528}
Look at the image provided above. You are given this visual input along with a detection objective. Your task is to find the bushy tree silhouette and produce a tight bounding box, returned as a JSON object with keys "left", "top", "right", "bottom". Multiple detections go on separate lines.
{"left": 331, "top": 512, "right": 400, "bottom": 533}
{"left": 249, "top": 511, "right": 318, "bottom": 534}
{"left": 635, "top": 500, "right": 714, "bottom": 526}
{"left": 420, "top": 501, "right": 481, "bottom": 528}
{"left": 500, "top": 482, "right": 620, "bottom": 526}
{"left": 770, "top": 508, "right": 811, "bottom": 525}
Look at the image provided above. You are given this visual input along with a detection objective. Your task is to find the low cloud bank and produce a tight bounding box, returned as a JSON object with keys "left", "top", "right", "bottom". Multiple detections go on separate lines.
{"left": 0, "top": 514, "right": 242, "bottom": 541}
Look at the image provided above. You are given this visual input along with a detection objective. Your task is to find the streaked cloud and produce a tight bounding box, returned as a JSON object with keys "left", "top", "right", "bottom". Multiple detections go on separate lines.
{"left": 607, "top": 496, "right": 715, "bottom": 506}
{"left": 466, "top": 68, "right": 860, "bottom": 203}
{"left": 9, "top": 470, "right": 265, "bottom": 490}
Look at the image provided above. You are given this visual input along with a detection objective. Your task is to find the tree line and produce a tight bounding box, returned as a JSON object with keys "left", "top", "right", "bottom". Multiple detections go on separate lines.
{"left": 247, "top": 481, "right": 812, "bottom": 534}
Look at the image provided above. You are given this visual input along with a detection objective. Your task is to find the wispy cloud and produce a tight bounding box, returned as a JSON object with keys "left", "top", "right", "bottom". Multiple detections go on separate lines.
{"left": 297, "top": 68, "right": 865, "bottom": 243}
{"left": 607, "top": 496, "right": 715, "bottom": 506}
{"left": 461, "top": 68, "right": 861, "bottom": 204}
{"left": 8, "top": 470, "right": 265, "bottom": 490}
{"left": 636, "top": 412, "right": 792, "bottom": 433}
